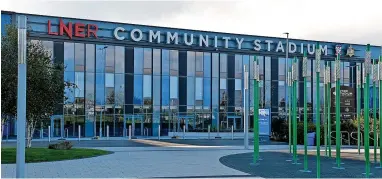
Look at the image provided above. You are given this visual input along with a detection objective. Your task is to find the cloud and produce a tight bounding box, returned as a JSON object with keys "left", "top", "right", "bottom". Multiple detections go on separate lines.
{"left": 2, "top": 0, "right": 382, "bottom": 46}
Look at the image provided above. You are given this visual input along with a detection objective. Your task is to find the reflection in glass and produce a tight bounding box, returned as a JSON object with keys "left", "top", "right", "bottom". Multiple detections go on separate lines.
{"left": 187, "top": 51, "right": 195, "bottom": 77}
{"left": 187, "top": 77, "right": 195, "bottom": 106}
{"left": 115, "top": 74, "right": 124, "bottom": 114}
{"left": 105, "top": 46, "right": 115, "bottom": 73}
{"left": 134, "top": 48, "right": 143, "bottom": 74}
{"left": 75, "top": 43, "right": 85, "bottom": 71}
{"left": 86, "top": 44, "right": 95, "bottom": 72}
{"left": 96, "top": 45, "right": 107, "bottom": 73}
{"left": 115, "top": 46, "right": 125, "bottom": 73}
{"left": 153, "top": 49, "right": 161, "bottom": 75}
{"left": 143, "top": 75, "right": 152, "bottom": 105}
{"left": 95, "top": 73, "right": 105, "bottom": 105}
{"left": 162, "top": 76, "right": 170, "bottom": 106}
{"left": 134, "top": 75, "right": 143, "bottom": 105}
{"left": 64, "top": 42, "right": 74, "bottom": 72}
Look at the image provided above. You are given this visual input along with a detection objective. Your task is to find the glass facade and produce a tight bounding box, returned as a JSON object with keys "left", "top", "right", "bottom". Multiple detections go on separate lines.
{"left": 18, "top": 38, "right": 371, "bottom": 137}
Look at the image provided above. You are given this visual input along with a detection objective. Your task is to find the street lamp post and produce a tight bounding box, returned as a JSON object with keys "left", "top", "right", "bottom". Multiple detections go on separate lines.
{"left": 16, "top": 15, "right": 27, "bottom": 178}
{"left": 283, "top": 33, "right": 291, "bottom": 155}
{"left": 326, "top": 63, "right": 332, "bottom": 158}
{"left": 244, "top": 65, "right": 249, "bottom": 149}
{"left": 292, "top": 57, "right": 299, "bottom": 165}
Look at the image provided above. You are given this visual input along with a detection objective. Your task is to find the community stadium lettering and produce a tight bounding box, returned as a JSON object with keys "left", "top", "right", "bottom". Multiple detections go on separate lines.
{"left": 113, "top": 27, "right": 328, "bottom": 55}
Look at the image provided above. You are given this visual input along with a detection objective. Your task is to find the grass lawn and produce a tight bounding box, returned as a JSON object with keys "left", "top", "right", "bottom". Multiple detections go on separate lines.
{"left": 1, "top": 148, "right": 111, "bottom": 164}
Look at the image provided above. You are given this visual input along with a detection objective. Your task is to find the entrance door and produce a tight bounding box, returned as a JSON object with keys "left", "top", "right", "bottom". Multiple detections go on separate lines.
{"left": 51, "top": 115, "right": 64, "bottom": 138}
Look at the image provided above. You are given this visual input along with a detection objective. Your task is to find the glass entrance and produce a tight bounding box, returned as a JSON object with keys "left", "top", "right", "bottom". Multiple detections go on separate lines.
{"left": 50, "top": 115, "right": 64, "bottom": 138}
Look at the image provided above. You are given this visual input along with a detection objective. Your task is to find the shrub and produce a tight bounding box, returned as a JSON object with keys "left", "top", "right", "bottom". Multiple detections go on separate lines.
{"left": 48, "top": 141, "right": 73, "bottom": 150}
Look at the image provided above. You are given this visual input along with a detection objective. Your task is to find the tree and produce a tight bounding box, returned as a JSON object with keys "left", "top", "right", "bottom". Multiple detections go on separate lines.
{"left": 1, "top": 25, "right": 72, "bottom": 147}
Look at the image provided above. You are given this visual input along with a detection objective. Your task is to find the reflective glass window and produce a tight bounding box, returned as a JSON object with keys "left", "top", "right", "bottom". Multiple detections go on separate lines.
{"left": 64, "top": 72, "right": 75, "bottom": 104}
{"left": 143, "top": 75, "right": 152, "bottom": 103}
{"left": 144, "top": 48, "right": 152, "bottom": 74}
{"left": 96, "top": 45, "right": 106, "bottom": 73}
{"left": 153, "top": 75, "right": 161, "bottom": 106}
{"left": 133, "top": 75, "right": 143, "bottom": 105}
{"left": 195, "top": 52, "right": 203, "bottom": 76}
{"left": 105, "top": 73, "right": 114, "bottom": 87}
{"left": 212, "top": 53, "right": 219, "bottom": 78}
{"left": 162, "top": 49, "right": 170, "bottom": 76}
{"left": 203, "top": 78, "right": 211, "bottom": 107}
{"left": 203, "top": 53, "right": 211, "bottom": 78}
{"left": 187, "top": 77, "right": 195, "bottom": 106}
{"left": 75, "top": 43, "right": 85, "bottom": 71}
{"left": 64, "top": 42, "right": 74, "bottom": 72}
{"left": 95, "top": 73, "right": 105, "bottom": 105}
{"left": 115, "top": 46, "right": 125, "bottom": 73}
{"left": 85, "top": 73, "right": 95, "bottom": 114}
{"left": 75, "top": 72, "right": 85, "bottom": 97}
{"left": 212, "top": 78, "right": 219, "bottom": 106}
{"left": 115, "top": 74, "right": 125, "bottom": 111}
{"left": 134, "top": 48, "right": 143, "bottom": 74}
{"left": 187, "top": 51, "right": 195, "bottom": 76}
{"left": 220, "top": 54, "right": 227, "bottom": 78}
{"left": 195, "top": 77, "right": 203, "bottom": 100}
{"left": 170, "top": 76, "right": 178, "bottom": 99}
{"left": 170, "top": 50, "right": 179, "bottom": 76}
{"left": 86, "top": 44, "right": 95, "bottom": 72}
{"left": 105, "top": 46, "right": 115, "bottom": 73}
{"left": 162, "top": 76, "right": 170, "bottom": 106}
{"left": 235, "top": 55, "right": 242, "bottom": 78}
{"left": 153, "top": 49, "right": 161, "bottom": 75}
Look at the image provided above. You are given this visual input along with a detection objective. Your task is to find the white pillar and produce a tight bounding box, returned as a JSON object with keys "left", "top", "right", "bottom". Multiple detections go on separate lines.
{"left": 158, "top": 125, "right": 161, "bottom": 140}
{"left": 208, "top": 125, "right": 211, "bottom": 140}
{"left": 16, "top": 15, "right": 27, "bottom": 178}
{"left": 107, "top": 125, "right": 109, "bottom": 140}
{"left": 231, "top": 125, "right": 234, "bottom": 140}
{"left": 78, "top": 125, "right": 81, "bottom": 141}
{"left": 48, "top": 126, "right": 51, "bottom": 142}
{"left": 129, "top": 125, "right": 132, "bottom": 140}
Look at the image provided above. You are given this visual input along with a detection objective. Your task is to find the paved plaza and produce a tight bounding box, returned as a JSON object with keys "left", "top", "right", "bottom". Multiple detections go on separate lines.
{"left": 1, "top": 139, "right": 382, "bottom": 178}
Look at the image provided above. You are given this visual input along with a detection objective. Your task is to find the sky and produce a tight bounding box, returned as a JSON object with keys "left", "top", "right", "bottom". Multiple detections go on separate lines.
{"left": 2, "top": 0, "right": 382, "bottom": 46}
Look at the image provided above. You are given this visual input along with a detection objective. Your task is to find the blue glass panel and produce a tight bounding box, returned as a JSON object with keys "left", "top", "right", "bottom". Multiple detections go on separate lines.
{"left": 64, "top": 42, "right": 74, "bottom": 72}
{"left": 105, "top": 73, "right": 114, "bottom": 87}
{"left": 187, "top": 77, "right": 195, "bottom": 105}
{"left": 212, "top": 53, "right": 219, "bottom": 78}
{"left": 162, "top": 76, "right": 170, "bottom": 106}
{"left": 96, "top": 45, "right": 106, "bottom": 73}
{"left": 64, "top": 72, "right": 75, "bottom": 104}
{"left": 134, "top": 75, "right": 143, "bottom": 105}
{"left": 203, "top": 78, "right": 211, "bottom": 107}
{"left": 1, "top": 14, "right": 11, "bottom": 36}
{"left": 115, "top": 74, "right": 124, "bottom": 106}
{"left": 170, "top": 76, "right": 178, "bottom": 99}
{"left": 153, "top": 49, "right": 161, "bottom": 75}
{"left": 143, "top": 75, "right": 152, "bottom": 98}
{"left": 204, "top": 53, "right": 211, "bottom": 78}
{"left": 134, "top": 48, "right": 143, "bottom": 74}
{"left": 153, "top": 76, "right": 161, "bottom": 106}
{"left": 162, "top": 49, "right": 170, "bottom": 76}
{"left": 212, "top": 78, "right": 219, "bottom": 106}
{"left": 95, "top": 73, "right": 105, "bottom": 105}
{"left": 195, "top": 77, "right": 203, "bottom": 100}
{"left": 75, "top": 72, "right": 85, "bottom": 97}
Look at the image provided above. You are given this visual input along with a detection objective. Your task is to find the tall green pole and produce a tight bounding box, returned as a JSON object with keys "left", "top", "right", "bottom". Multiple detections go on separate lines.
{"left": 373, "top": 60, "right": 377, "bottom": 164}
{"left": 357, "top": 66, "right": 361, "bottom": 155}
{"left": 324, "top": 65, "right": 328, "bottom": 157}
{"left": 333, "top": 45, "right": 344, "bottom": 169}
{"left": 364, "top": 44, "right": 371, "bottom": 177}
{"left": 327, "top": 63, "right": 332, "bottom": 158}
{"left": 252, "top": 56, "right": 260, "bottom": 164}
{"left": 292, "top": 57, "right": 299, "bottom": 164}
{"left": 315, "top": 42, "right": 321, "bottom": 178}
{"left": 377, "top": 57, "right": 382, "bottom": 169}
{"left": 288, "top": 70, "right": 292, "bottom": 154}
{"left": 299, "top": 51, "right": 310, "bottom": 172}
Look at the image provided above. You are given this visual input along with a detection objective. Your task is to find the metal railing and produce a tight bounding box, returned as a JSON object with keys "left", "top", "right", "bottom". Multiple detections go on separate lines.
{"left": 330, "top": 131, "right": 350, "bottom": 145}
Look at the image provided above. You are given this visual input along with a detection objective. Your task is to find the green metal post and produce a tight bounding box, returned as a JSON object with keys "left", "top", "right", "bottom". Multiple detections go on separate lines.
{"left": 378, "top": 57, "right": 382, "bottom": 169}
{"left": 364, "top": 44, "right": 371, "bottom": 177}
{"left": 315, "top": 42, "right": 321, "bottom": 178}
{"left": 333, "top": 45, "right": 344, "bottom": 170}
{"left": 327, "top": 62, "right": 332, "bottom": 158}
{"left": 299, "top": 51, "right": 310, "bottom": 172}
{"left": 357, "top": 66, "right": 361, "bottom": 155}
{"left": 292, "top": 57, "right": 298, "bottom": 164}
{"left": 324, "top": 71, "right": 328, "bottom": 157}
{"left": 289, "top": 70, "right": 292, "bottom": 154}
{"left": 373, "top": 60, "right": 377, "bottom": 164}
{"left": 252, "top": 56, "right": 259, "bottom": 164}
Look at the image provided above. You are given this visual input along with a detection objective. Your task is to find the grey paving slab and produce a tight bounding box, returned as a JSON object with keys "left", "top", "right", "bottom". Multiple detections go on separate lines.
{"left": 1, "top": 147, "right": 251, "bottom": 178}
{"left": 1, "top": 140, "right": 154, "bottom": 148}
